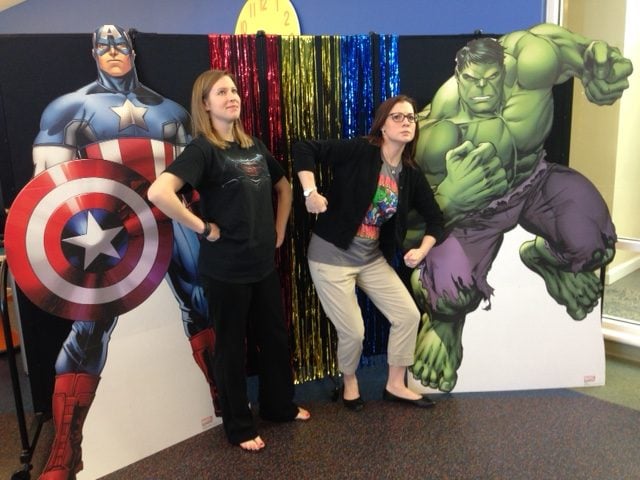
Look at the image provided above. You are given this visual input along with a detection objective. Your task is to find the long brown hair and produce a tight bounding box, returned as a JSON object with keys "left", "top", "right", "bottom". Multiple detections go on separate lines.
{"left": 190, "top": 69, "right": 254, "bottom": 149}
{"left": 366, "top": 94, "right": 419, "bottom": 167}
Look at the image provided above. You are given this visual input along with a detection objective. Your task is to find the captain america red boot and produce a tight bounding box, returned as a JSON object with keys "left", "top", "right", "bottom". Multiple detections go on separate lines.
{"left": 39, "top": 373, "right": 100, "bottom": 480}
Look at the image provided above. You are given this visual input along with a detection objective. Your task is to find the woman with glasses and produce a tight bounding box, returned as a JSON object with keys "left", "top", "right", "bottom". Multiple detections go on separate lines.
{"left": 293, "top": 95, "right": 444, "bottom": 411}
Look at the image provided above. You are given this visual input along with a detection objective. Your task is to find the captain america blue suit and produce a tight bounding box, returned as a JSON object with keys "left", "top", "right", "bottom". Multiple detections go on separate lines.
{"left": 33, "top": 25, "right": 218, "bottom": 480}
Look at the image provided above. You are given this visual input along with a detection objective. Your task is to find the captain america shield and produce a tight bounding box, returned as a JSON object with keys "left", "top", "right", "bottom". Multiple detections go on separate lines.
{"left": 5, "top": 159, "right": 173, "bottom": 321}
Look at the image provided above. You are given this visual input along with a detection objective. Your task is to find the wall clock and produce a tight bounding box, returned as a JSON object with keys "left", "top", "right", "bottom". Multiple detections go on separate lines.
{"left": 235, "top": 0, "right": 301, "bottom": 35}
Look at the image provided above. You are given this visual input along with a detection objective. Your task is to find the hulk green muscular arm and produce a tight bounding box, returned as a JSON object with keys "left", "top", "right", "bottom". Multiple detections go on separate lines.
{"left": 416, "top": 23, "right": 632, "bottom": 225}
{"left": 503, "top": 23, "right": 632, "bottom": 101}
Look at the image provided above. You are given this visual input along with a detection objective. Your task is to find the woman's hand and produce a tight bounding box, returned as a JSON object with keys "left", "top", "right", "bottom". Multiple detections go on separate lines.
{"left": 403, "top": 248, "right": 427, "bottom": 268}
{"left": 203, "top": 222, "right": 221, "bottom": 242}
{"left": 404, "top": 235, "right": 437, "bottom": 268}
{"left": 304, "top": 191, "right": 328, "bottom": 214}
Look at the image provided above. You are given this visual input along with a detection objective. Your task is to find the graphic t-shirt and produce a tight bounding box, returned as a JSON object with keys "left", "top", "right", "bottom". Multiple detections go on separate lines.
{"left": 165, "top": 136, "right": 285, "bottom": 283}
{"left": 356, "top": 162, "right": 400, "bottom": 240}
{"left": 308, "top": 161, "right": 401, "bottom": 266}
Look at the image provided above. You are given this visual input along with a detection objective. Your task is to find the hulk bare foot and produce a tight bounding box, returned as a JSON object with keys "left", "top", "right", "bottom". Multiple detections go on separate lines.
{"left": 411, "top": 314, "right": 464, "bottom": 392}
{"left": 519, "top": 239, "right": 602, "bottom": 320}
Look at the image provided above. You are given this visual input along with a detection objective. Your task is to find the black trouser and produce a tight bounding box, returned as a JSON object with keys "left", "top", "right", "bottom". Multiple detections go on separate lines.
{"left": 202, "top": 269, "right": 297, "bottom": 444}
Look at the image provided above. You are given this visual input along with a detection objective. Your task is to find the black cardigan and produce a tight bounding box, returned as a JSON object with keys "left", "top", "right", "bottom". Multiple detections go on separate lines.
{"left": 292, "top": 137, "right": 445, "bottom": 263}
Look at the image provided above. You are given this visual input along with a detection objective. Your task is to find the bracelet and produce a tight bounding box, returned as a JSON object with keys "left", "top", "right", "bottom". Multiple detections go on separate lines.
{"left": 201, "top": 222, "right": 212, "bottom": 238}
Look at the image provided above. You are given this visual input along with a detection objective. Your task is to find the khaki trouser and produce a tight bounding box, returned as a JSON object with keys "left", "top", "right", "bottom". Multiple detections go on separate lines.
{"left": 308, "top": 256, "right": 420, "bottom": 374}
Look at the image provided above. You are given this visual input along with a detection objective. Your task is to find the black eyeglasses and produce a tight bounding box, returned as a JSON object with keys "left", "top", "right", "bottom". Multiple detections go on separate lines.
{"left": 387, "top": 112, "right": 417, "bottom": 123}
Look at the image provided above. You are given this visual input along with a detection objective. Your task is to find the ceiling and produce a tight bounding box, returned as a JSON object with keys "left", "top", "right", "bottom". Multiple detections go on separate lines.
{"left": 0, "top": 0, "right": 26, "bottom": 13}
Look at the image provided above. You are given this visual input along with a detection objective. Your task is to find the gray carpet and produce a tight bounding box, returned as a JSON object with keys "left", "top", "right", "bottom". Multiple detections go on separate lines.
{"left": 603, "top": 268, "right": 640, "bottom": 320}
{"left": 2, "top": 353, "right": 640, "bottom": 479}
{"left": 99, "top": 388, "right": 640, "bottom": 480}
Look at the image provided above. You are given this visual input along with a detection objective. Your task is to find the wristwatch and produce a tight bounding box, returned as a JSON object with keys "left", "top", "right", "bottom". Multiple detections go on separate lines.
{"left": 303, "top": 187, "right": 317, "bottom": 198}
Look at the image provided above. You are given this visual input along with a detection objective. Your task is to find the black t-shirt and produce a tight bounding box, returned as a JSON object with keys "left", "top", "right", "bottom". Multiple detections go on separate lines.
{"left": 165, "top": 136, "right": 285, "bottom": 283}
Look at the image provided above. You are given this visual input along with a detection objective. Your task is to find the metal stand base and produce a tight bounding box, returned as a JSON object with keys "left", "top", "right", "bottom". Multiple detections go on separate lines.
{"left": 2, "top": 261, "right": 47, "bottom": 480}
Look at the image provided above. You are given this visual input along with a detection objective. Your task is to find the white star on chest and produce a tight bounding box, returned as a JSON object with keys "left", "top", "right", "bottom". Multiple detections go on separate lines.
{"left": 111, "top": 99, "right": 149, "bottom": 131}
{"left": 62, "top": 212, "right": 123, "bottom": 270}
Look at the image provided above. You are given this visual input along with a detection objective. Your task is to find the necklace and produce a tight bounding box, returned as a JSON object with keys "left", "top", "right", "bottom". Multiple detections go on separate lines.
{"left": 381, "top": 150, "right": 400, "bottom": 175}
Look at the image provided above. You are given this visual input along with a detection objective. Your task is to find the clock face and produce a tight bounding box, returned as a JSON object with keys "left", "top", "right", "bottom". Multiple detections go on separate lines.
{"left": 235, "top": 0, "right": 301, "bottom": 35}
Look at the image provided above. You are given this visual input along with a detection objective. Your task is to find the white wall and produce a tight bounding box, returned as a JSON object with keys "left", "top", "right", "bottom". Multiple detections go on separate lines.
{"left": 565, "top": 0, "right": 640, "bottom": 276}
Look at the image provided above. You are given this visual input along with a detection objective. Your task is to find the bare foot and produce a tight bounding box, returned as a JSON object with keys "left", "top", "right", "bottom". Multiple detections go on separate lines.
{"left": 239, "top": 436, "right": 265, "bottom": 452}
{"left": 295, "top": 407, "right": 311, "bottom": 421}
{"left": 411, "top": 313, "right": 464, "bottom": 393}
{"left": 520, "top": 239, "right": 602, "bottom": 320}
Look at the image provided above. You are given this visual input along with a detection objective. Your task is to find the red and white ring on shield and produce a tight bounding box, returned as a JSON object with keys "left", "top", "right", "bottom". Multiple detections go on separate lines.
{"left": 4, "top": 159, "right": 173, "bottom": 321}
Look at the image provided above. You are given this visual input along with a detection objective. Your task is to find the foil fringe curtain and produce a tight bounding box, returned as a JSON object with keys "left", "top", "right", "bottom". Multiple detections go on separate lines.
{"left": 281, "top": 35, "right": 343, "bottom": 382}
{"left": 208, "top": 33, "right": 399, "bottom": 383}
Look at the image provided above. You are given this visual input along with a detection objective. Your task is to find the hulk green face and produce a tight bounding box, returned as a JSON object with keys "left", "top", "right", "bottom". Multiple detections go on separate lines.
{"left": 456, "top": 61, "right": 505, "bottom": 116}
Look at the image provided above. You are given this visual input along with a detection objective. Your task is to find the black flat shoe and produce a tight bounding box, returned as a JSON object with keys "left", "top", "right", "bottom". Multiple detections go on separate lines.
{"left": 382, "top": 389, "right": 435, "bottom": 408}
{"left": 343, "top": 395, "right": 365, "bottom": 411}
{"left": 339, "top": 386, "right": 364, "bottom": 411}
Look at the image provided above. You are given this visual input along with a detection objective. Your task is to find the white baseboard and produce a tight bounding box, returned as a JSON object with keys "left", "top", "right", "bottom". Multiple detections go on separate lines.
{"left": 606, "top": 255, "right": 640, "bottom": 285}
{"left": 602, "top": 317, "right": 640, "bottom": 363}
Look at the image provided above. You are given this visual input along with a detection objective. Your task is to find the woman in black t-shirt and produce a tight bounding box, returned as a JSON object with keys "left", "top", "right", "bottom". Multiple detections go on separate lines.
{"left": 148, "top": 70, "right": 309, "bottom": 452}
